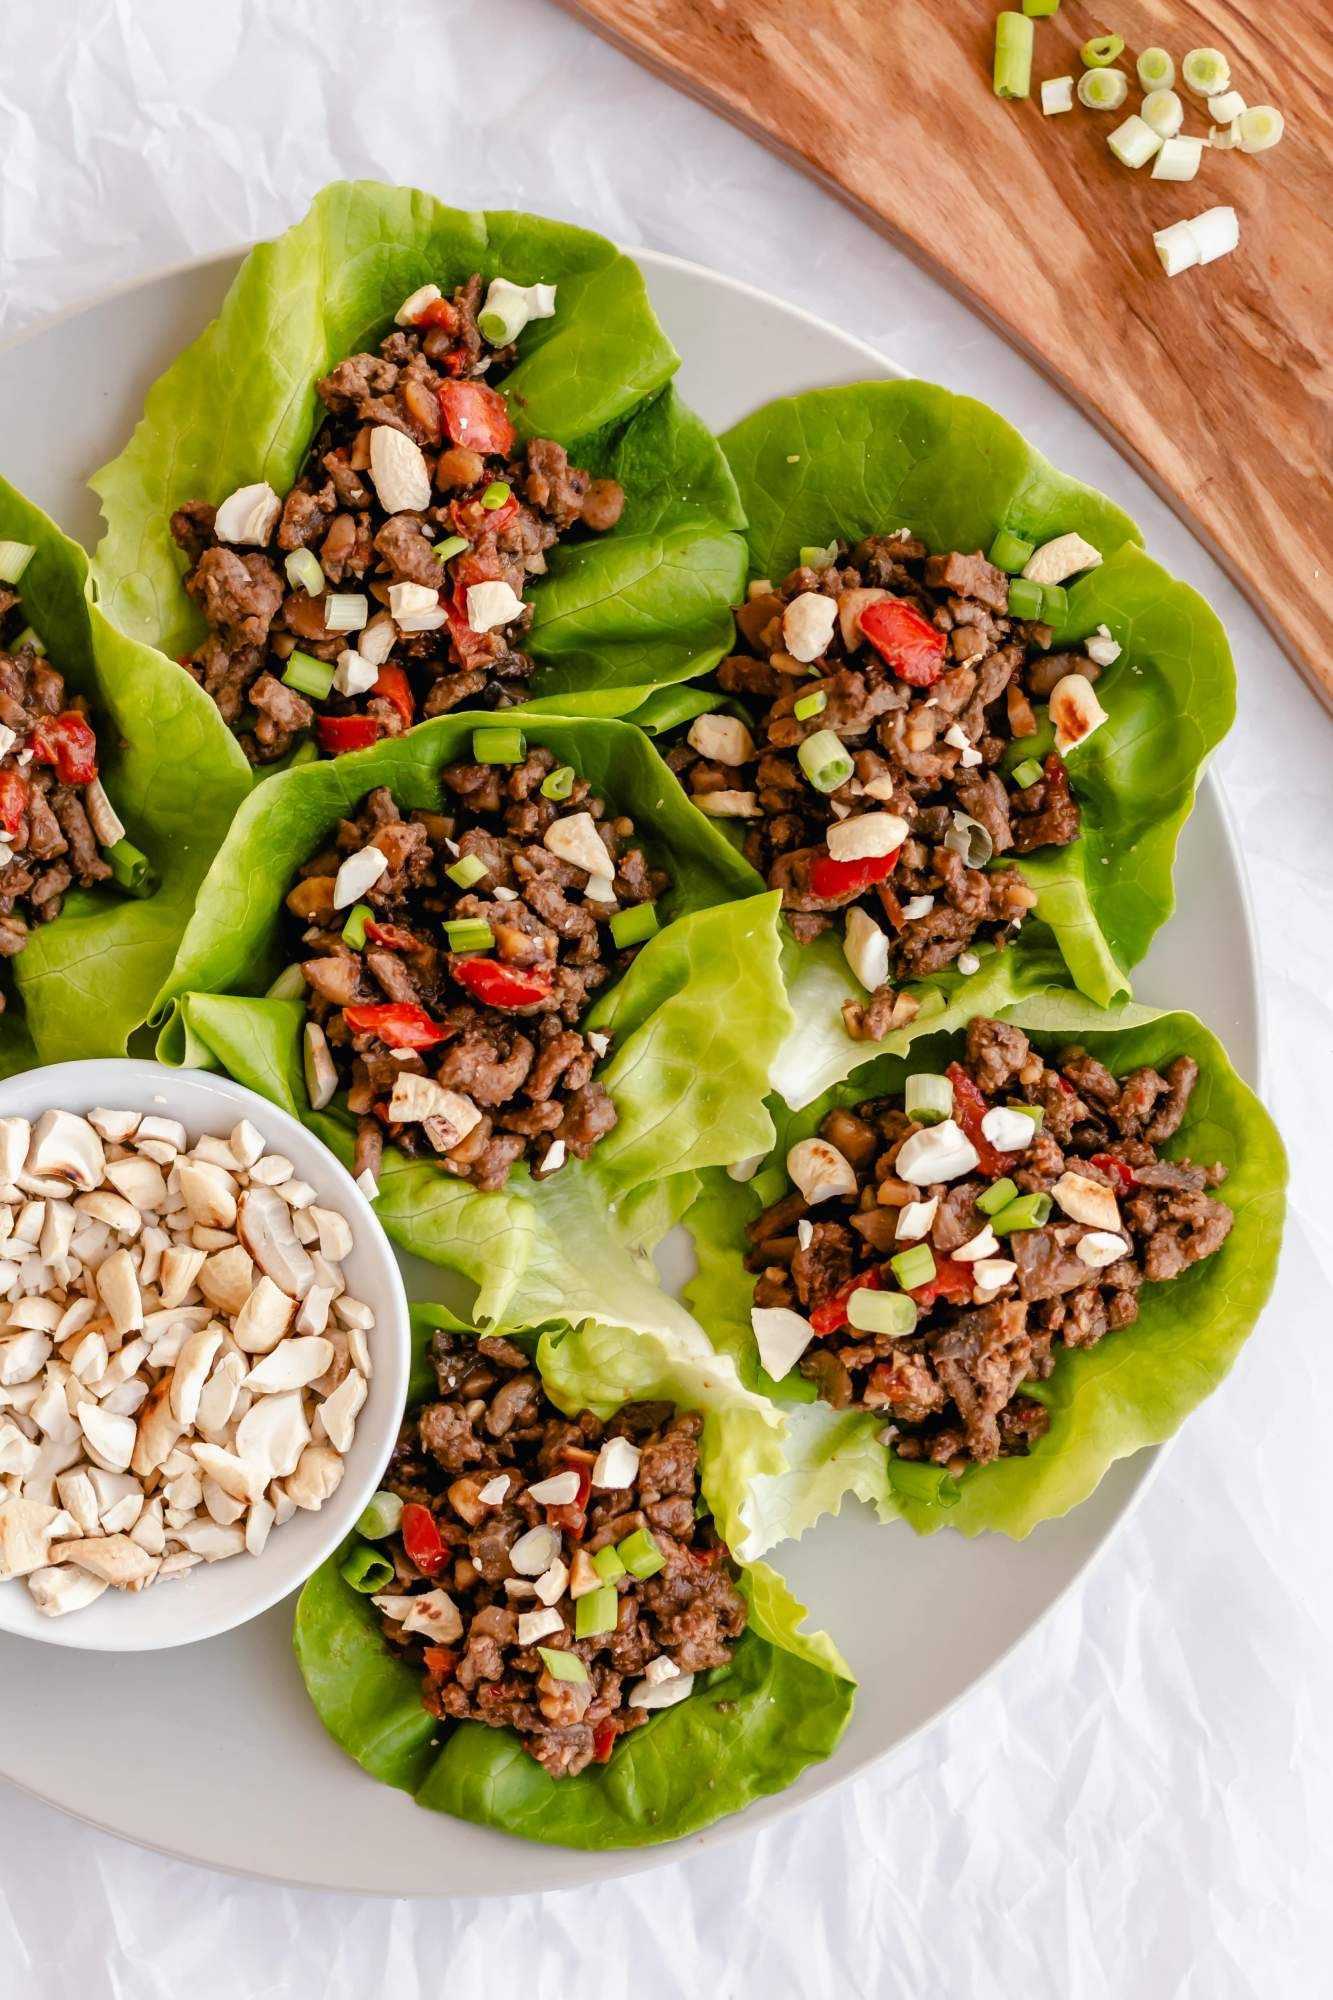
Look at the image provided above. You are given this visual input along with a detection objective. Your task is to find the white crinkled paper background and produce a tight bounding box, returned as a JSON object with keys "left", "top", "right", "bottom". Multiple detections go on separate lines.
{"left": 0, "top": 2, "right": 1329, "bottom": 1993}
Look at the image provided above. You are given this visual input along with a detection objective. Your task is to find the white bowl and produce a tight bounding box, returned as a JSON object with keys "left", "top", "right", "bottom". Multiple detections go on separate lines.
{"left": 0, "top": 1060, "right": 410, "bottom": 1652}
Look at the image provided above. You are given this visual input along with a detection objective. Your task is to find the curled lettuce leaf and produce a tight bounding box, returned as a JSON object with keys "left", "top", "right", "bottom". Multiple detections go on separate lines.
{"left": 685, "top": 991, "right": 1286, "bottom": 1545}
{"left": 155, "top": 713, "right": 792, "bottom": 1332}
{"left": 0, "top": 475, "right": 249, "bottom": 1064}
{"left": 720, "top": 383, "right": 1236, "bottom": 1103}
{"left": 292, "top": 1306, "right": 852, "bottom": 1850}
{"left": 90, "top": 180, "right": 746, "bottom": 721}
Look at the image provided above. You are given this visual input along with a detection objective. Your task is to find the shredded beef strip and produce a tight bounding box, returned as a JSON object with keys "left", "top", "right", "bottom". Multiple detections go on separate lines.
{"left": 374, "top": 1328, "right": 748, "bottom": 1778}
{"left": 747, "top": 1016, "right": 1233, "bottom": 1470}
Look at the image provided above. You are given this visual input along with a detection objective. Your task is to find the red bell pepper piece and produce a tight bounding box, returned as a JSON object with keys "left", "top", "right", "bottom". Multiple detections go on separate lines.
{"left": 438, "top": 379, "right": 514, "bottom": 457}
{"left": 316, "top": 714, "right": 381, "bottom": 755}
{"left": 443, "top": 597, "right": 498, "bottom": 672}
{"left": 342, "top": 1002, "right": 449, "bottom": 1051}
{"left": 858, "top": 597, "right": 947, "bottom": 687}
{"left": 421, "top": 1646, "right": 458, "bottom": 1681}
{"left": 1091, "top": 1152, "right": 1137, "bottom": 1192}
{"left": 911, "top": 1256, "right": 976, "bottom": 1307}
{"left": 372, "top": 663, "right": 415, "bottom": 731}
{"left": 947, "top": 1062, "right": 1009, "bottom": 1178}
{"left": 810, "top": 1268, "right": 880, "bottom": 1338}
{"left": 413, "top": 297, "right": 459, "bottom": 332}
{"left": 28, "top": 712, "right": 97, "bottom": 786}
{"left": 400, "top": 1502, "right": 450, "bottom": 1577}
{"left": 449, "top": 495, "right": 519, "bottom": 540}
{"left": 808, "top": 846, "right": 901, "bottom": 901}
{"left": 363, "top": 920, "right": 420, "bottom": 952}
{"left": 592, "top": 1721, "right": 618, "bottom": 1765}
{"left": 451, "top": 957, "right": 552, "bottom": 1010}
{"left": 545, "top": 1454, "right": 593, "bottom": 1541}
{"left": 0, "top": 769, "right": 28, "bottom": 837}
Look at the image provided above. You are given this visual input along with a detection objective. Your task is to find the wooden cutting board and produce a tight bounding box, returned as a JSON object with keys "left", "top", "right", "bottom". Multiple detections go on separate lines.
{"left": 560, "top": 0, "right": 1333, "bottom": 705}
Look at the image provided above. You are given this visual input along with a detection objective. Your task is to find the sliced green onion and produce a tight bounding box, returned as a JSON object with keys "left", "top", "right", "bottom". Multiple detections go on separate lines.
{"left": 610, "top": 902, "right": 660, "bottom": 949}
{"left": 617, "top": 1527, "right": 666, "bottom": 1579}
{"left": 433, "top": 535, "right": 469, "bottom": 562}
{"left": 575, "top": 1582, "right": 619, "bottom": 1639}
{"left": 1005, "top": 1101, "right": 1045, "bottom": 1131}
{"left": 1077, "top": 67, "right": 1128, "bottom": 110}
{"left": 1011, "top": 757, "right": 1045, "bottom": 790}
{"left": 592, "top": 1543, "right": 626, "bottom": 1583}
{"left": 944, "top": 811, "right": 994, "bottom": 869}
{"left": 1081, "top": 33, "right": 1124, "bottom": 67}
{"left": 339, "top": 1542, "right": 395, "bottom": 1594}
{"left": 1022, "top": 0, "right": 1060, "bottom": 13}
{"left": 905, "top": 1073, "right": 953, "bottom": 1126}
{"left": 477, "top": 277, "right": 557, "bottom": 348}
{"left": 13, "top": 625, "right": 45, "bottom": 656}
{"left": 1041, "top": 76, "right": 1075, "bottom": 115}
{"left": 1207, "top": 89, "right": 1247, "bottom": 125}
{"left": 797, "top": 729, "right": 853, "bottom": 793}
{"left": 1151, "top": 134, "right": 1204, "bottom": 181}
{"left": 445, "top": 853, "right": 488, "bottom": 890}
{"left": 988, "top": 529, "right": 1034, "bottom": 574}
{"left": 105, "top": 838, "right": 158, "bottom": 898}
{"left": 847, "top": 1288, "right": 919, "bottom": 1336}
{"left": 976, "top": 1176, "right": 1020, "bottom": 1216}
{"left": 1141, "top": 88, "right": 1183, "bottom": 138}
{"left": 799, "top": 541, "right": 839, "bottom": 569}
{"left": 1181, "top": 47, "right": 1229, "bottom": 97}
{"left": 1237, "top": 105, "right": 1284, "bottom": 153}
{"left": 537, "top": 1646, "right": 589, "bottom": 1684}
{"left": 284, "top": 546, "right": 325, "bottom": 595}
{"left": 289, "top": 739, "right": 320, "bottom": 768}
{"left": 444, "top": 918, "right": 494, "bottom": 953}
{"left": 540, "top": 764, "right": 576, "bottom": 800}
{"left": 283, "top": 651, "right": 335, "bottom": 700}
{"left": 890, "top": 1243, "right": 936, "bottom": 1292}
{"left": 793, "top": 690, "right": 828, "bottom": 722}
{"left": 993, "top": 11, "right": 1034, "bottom": 99}
{"left": 990, "top": 1191, "right": 1054, "bottom": 1234}
{"left": 341, "top": 902, "right": 373, "bottom": 949}
{"left": 0, "top": 541, "right": 35, "bottom": 586}
{"left": 1109, "top": 114, "right": 1164, "bottom": 169}
{"left": 266, "top": 963, "right": 306, "bottom": 1000}
{"left": 1137, "top": 47, "right": 1174, "bottom": 90}
{"left": 481, "top": 481, "right": 512, "bottom": 511}
{"left": 1006, "top": 577, "right": 1045, "bottom": 620}
{"left": 1040, "top": 584, "right": 1069, "bottom": 625}
{"left": 472, "top": 726, "right": 525, "bottom": 765}
{"left": 325, "top": 592, "right": 369, "bottom": 633}
{"left": 356, "top": 1490, "right": 404, "bottom": 1540}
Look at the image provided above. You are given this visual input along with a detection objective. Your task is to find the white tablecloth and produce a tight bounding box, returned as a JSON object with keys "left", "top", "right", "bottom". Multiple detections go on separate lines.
{"left": 1, "top": 3, "right": 1327, "bottom": 1992}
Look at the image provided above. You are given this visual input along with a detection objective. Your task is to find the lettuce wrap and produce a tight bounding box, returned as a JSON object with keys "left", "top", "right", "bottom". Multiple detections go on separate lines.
{"left": 685, "top": 981, "right": 1286, "bottom": 1547}
{"left": 154, "top": 713, "right": 793, "bottom": 1334}
{"left": 717, "top": 382, "right": 1236, "bottom": 1107}
{"left": 0, "top": 475, "right": 250, "bottom": 1066}
{"left": 294, "top": 1304, "right": 853, "bottom": 1849}
{"left": 90, "top": 180, "right": 747, "bottom": 729}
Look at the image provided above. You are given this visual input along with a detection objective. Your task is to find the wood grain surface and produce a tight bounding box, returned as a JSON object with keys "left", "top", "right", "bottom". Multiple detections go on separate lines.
{"left": 560, "top": 0, "right": 1333, "bottom": 703}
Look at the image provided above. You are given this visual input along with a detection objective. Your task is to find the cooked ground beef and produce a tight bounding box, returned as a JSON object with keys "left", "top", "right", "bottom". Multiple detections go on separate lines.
{"left": 172, "top": 274, "right": 625, "bottom": 764}
{"left": 667, "top": 535, "right": 1103, "bottom": 1036}
{"left": 374, "top": 1328, "right": 748, "bottom": 1779}
{"left": 289, "top": 744, "right": 667, "bottom": 1191}
{"left": 747, "top": 1016, "right": 1233, "bottom": 1469}
{"left": 0, "top": 593, "right": 115, "bottom": 988}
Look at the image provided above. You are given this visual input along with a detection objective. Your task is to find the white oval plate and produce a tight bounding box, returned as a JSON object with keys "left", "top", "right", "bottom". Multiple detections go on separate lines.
{"left": 0, "top": 249, "right": 1260, "bottom": 1892}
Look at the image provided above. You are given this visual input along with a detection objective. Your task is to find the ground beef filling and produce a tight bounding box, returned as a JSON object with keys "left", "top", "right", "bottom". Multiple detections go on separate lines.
{"left": 0, "top": 592, "right": 113, "bottom": 979}
{"left": 747, "top": 1016, "right": 1233, "bottom": 1469}
{"left": 171, "top": 272, "right": 625, "bottom": 764}
{"left": 667, "top": 535, "right": 1098, "bottom": 1038}
{"left": 289, "top": 748, "right": 667, "bottom": 1192}
{"left": 376, "top": 1329, "right": 748, "bottom": 1779}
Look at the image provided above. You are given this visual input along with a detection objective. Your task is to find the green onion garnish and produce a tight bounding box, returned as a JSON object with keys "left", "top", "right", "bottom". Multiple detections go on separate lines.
{"left": 283, "top": 651, "right": 335, "bottom": 700}
{"left": 0, "top": 541, "right": 36, "bottom": 586}
{"left": 989, "top": 1191, "right": 1054, "bottom": 1234}
{"left": 477, "top": 310, "right": 509, "bottom": 345}
{"left": 1022, "top": 0, "right": 1060, "bottom": 12}
{"left": 988, "top": 529, "right": 1035, "bottom": 574}
{"left": 341, "top": 902, "right": 373, "bottom": 949}
{"left": 1137, "top": 47, "right": 1174, "bottom": 90}
{"left": 1040, "top": 584, "right": 1068, "bottom": 626}
{"left": 355, "top": 1490, "right": 404, "bottom": 1540}
{"left": 105, "top": 838, "right": 158, "bottom": 899}
{"left": 1006, "top": 578, "right": 1045, "bottom": 621}
{"left": 284, "top": 546, "right": 325, "bottom": 596}
{"left": 1011, "top": 758, "right": 1045, "bottom": 790}
{"left": 537, "top": 1647, "right": 589, "bottom": 1685}
{"left": 793, "top": 690, "right": 828, "bottom": 722}
{"left": 890, "top": 1243, "right": 937, "bottom": 1292}
{"left": 266, "top": 963, "right": 307, "bottom": 1000}
{"left": 14, "top": 625, "right": 45, "bottom": 656}
{"left": 905, "top": 1073, "right": 953, "bottom": 1126}
{"left": 976, "top": 1176, "right": 1020, "bottom": 1216}
{"left": 444, "top": 918, "right": 494, "bottom": 954}
{"left": 993, "top": 10, "right": 1034, "bottom": 98}
{"left": 847, "top": 1287, "right": 919, "bottom": 1336}
{"left": 592, "top": 1543, "right": 626, "bottom": 1582}
{"left": 799, "top": 541, "right": 839, "bottom": 569}
{"left": 945, "top": 811, "right": 994, "bottom": 869}
{"left": 325, "top": 592, "right": 369, "bottom": 633}
{"left": 1077, "top": 68, "right": 1128, "bottom": 110}
{"left": 610, "top": 902, "right": 659, "bottom": 949}
{"left": 617, "top": 1528, "right": 666, "bottom": 1580}
{"left": 445, "top": 853, "right": 488, "bottom": 890}
{"left": 797, "top": 729, "right": 853, "bottom": 794}
{"left": 473, "top": 726, "right": 525, "bottom": 765}
{"left": 481, "top": 481, "right": 512, "bottom": 511}
{"left": 1181, "top": 46, "right": 1229, "bottom": 97}
{"left": 433, "top": 535, "right": 469, "bottom": 562}
{"left": 1081, "top": 33, "right": 1124, "bottom": 66}
{"left": 540, "top": 764, "right": 576, "bottom": 800}
{"left": 574, "top": 1582, "right": 619, "bottom": 1639}
{"left": 1006, "top": 1101, "right": 1045, "bottom": 1131}
{"left": 339, "top": 1542, "right": 395, "bottom": 1594}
